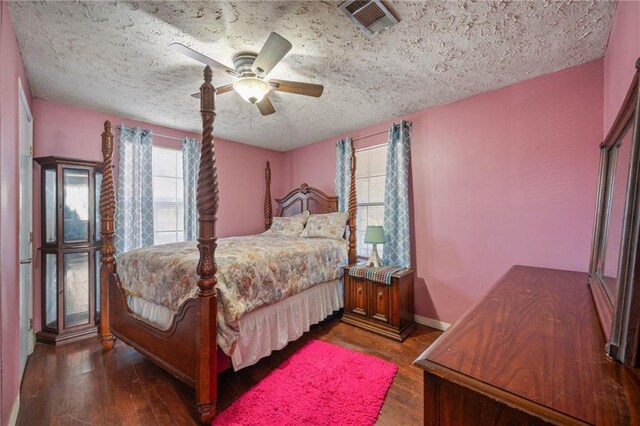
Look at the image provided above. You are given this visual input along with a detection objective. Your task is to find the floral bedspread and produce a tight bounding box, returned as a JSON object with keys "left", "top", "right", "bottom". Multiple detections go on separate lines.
{"left": 117, "top": 235, "right": 348, "bottom": 354}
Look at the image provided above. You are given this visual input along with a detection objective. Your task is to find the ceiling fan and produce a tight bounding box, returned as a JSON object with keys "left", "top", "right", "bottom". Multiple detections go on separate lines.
{"left": 170, "top": 32, "right": 324, "bottom": 116}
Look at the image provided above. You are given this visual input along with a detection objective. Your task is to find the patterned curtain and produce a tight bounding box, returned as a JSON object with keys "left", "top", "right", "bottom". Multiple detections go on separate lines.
{"left": 182, "top": 137, "right": 200, "bottom": 241}
{"left": 115, "top": 125, "right": 154, "bottom": 254}
{"left": 335, "top": 137, "right": 353, "bottom": 213}
{"left": 383, "top": 121, "right": 412, "bottom": 268}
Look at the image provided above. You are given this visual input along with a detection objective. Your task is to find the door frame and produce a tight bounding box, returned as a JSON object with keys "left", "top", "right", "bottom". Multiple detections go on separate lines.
{"left": 18, "top": 77, "right": 34, "bottom": 373}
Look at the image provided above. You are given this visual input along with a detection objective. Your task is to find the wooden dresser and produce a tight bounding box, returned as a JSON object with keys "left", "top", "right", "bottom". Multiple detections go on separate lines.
{"left": 414, "top": 266, "right": 640, "bottom": 425}
{"left": 342, "top": 265, "right": 416, "bottom": 341}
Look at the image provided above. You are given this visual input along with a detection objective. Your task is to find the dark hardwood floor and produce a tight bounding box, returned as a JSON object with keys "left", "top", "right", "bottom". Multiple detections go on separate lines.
{"left": 17, "top": 320, "right": 441, "bottom": 425}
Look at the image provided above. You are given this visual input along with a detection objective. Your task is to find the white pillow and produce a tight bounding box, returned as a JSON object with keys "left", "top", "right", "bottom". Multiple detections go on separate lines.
{"left": 300, "top": 212, "right": 349, "bottom": 240}
{"left": 262, "top": 211, "right": 310, "bottom": 236}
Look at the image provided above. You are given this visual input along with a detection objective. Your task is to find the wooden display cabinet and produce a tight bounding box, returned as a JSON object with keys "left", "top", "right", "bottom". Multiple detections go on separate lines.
{"left": 35, "top": 156, "right": 102, "bottom": 344}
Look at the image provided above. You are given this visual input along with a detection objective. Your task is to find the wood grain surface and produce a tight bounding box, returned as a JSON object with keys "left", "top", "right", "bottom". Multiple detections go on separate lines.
{"left": 415, "top": 265, "right": 640, "bottom": 425}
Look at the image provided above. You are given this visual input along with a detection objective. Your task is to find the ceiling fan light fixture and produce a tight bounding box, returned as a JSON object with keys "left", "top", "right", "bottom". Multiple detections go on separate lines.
{"left": 233, "top": 77, "right": 270, "bottom": 104}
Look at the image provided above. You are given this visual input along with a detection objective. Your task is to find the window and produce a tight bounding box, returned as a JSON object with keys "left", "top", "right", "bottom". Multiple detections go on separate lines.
{"left": 355, "top": 144, "right": 387, "bottom": 258}
{"left": 152, "top": 146, "right": 184, "bottom": 245}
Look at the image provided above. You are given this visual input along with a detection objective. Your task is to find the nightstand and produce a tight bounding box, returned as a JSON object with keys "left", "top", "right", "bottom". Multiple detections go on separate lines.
{"left": 342, "top": 265, "right": 416, "bottom": 342}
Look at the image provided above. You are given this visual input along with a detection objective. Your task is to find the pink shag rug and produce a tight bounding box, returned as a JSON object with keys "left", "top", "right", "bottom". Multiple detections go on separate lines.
{"left": 213, "top": 340, "right": 398, "bottom": 426}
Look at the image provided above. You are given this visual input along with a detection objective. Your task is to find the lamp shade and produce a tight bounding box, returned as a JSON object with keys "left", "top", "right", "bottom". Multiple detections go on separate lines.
{"left": 364, "top": 226, "right": 385, "bottom": 244}
{"left": 233, "top": 77, "right": 270, "bottom": 104}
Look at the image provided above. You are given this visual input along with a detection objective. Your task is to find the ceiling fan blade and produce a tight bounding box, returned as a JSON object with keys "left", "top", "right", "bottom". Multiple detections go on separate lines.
{"left": 170, "top": 43, "right": 239, "bottom": 77}
{"left": 251, "top": 32, "right": 292, "bottom": 78}
{"left": 190, "top": 84, "right": 234, "bottom": 99}
{"left": 216, "top": 84, "right": 234, "bottom": 94}
{"left": 268, "top": 79, "right": 324, "bottom": 97}
{"left": 256, "top": 96, "right": 276, "bottom": 116}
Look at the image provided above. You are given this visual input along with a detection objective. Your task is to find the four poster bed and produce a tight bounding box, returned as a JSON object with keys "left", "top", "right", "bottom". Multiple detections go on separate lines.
{"left": 98, "top": 66, "right": 357, "bottom": 424}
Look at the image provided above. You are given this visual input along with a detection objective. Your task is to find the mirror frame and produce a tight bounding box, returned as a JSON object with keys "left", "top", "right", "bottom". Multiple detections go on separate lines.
{"left": 589, "top": 58, "right": 640, "bottom": 367}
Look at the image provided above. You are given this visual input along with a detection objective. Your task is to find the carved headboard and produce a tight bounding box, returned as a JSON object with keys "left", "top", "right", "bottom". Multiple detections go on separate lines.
{"left": 262, "top": 160, "right": 357, "bottom": 264}
{"left": 275, "top": 183, "right": 338, "bottom": 217}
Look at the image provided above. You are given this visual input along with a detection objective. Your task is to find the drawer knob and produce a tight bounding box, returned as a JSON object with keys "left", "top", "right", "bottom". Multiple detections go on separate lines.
{"left": 378, "top": 291, "right": 383, "bottom": 299}
{"left": 357, "top": 288, "right": 362, "bottom": 294}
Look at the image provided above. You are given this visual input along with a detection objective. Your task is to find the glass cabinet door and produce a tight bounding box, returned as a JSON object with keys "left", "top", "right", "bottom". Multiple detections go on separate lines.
{"left": 44, "top": 253, "right": 58, "bottom": 330}
{"left": 63, "top": 168, "right": 90, "bottom": 243}
{"left": 64, "top": 251, "right": 90, "bottom": 328}
{"left": 44, "top": 168, "right": 57, "bottom": 244}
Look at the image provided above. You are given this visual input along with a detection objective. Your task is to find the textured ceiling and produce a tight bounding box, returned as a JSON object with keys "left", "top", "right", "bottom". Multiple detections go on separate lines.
{"left": 9, "top": 1, "right": 616, "bottom": 151}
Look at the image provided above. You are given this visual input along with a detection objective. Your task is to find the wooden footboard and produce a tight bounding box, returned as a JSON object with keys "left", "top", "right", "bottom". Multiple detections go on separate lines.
{"left": 108, "top": 273, "right": 200, "bottom": 386}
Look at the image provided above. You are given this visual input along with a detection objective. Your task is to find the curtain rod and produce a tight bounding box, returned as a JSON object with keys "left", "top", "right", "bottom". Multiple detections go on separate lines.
{"left": 154, "top": 133, "right": 187, "bottom": 142}
{"left": 117, "top": 124, "right": 192, "bottom": 142}
{"left": 351, "top": 121, "right": 412, "bottom": 142}
{"left": 356, "top": 142, "right": 387, "bottom": 153}
{"left": 352, "top": 129, "right": 387, "bottom": 142}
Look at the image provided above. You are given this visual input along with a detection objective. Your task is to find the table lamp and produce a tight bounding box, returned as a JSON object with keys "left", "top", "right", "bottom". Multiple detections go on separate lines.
{"left": 364, "top": 225, "right": 385, "bottom": 267}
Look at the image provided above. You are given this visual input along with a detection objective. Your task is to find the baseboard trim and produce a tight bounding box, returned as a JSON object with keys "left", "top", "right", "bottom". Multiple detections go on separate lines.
{"left": 9, "top": 393, "right": 20, "bottom": 426}
{"left": 414, "top": 314, "right": 451, "bottom": 331}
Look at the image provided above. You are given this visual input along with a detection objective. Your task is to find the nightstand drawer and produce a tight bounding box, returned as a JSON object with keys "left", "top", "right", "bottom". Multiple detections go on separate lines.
{"left": 347, "top": 276, "right": 368, "bottom": 317}
{"left": 371, "top": 283, "right": 389, "bottom": 323}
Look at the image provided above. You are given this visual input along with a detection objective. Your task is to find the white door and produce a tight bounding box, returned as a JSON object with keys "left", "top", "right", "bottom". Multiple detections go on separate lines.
{"left": 18, "top": 78, "right": 34, "bottom": 377}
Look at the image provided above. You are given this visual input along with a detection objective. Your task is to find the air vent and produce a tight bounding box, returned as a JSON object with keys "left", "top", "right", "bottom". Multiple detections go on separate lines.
{"left": 339, "top": 0, "right": 399, "bottom": 37}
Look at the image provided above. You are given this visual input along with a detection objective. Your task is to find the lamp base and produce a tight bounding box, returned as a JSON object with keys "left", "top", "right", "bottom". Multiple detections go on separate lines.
{"left": 366, "top": 245, "right": 382, "bottom": 268}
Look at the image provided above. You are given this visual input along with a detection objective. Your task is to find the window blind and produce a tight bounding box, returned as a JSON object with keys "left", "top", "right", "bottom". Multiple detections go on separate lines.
{"left": 355, "top": 144, "right": 387, "bottom": 258}
{"left": 152, "top": 146, "right": 184, "bottom": 244}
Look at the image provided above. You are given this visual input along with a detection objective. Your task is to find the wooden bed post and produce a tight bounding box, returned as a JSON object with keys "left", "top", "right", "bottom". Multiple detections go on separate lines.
{"left": 264, "top": 161, "right": 272, "bottom": 230}
{"left": 348, "top": 144, "right": 357, "bottom": 264}
{"left": 195, "top": 65, "right": 219, "bottom": 424}
{"left": 100, "top": 120, "right": 116, "bottom": 350}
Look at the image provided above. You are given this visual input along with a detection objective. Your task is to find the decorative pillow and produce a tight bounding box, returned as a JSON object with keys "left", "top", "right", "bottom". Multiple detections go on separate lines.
{"left": 263, "top": 211, "right": 310, "bottom": 236}
{"left": 301, "top": 212, "right": 349, "bottom": 240}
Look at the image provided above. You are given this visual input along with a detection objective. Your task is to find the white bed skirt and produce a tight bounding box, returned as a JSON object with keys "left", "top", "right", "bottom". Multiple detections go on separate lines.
{"left": 126, "top": 278, "right": 343, "bottom": 371}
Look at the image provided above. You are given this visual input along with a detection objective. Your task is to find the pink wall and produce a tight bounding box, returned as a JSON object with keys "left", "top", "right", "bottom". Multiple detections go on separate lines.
{"left": 31, "top": 98, "right": 287, "bottom": 332}
{"left": 285, "top": 60, "right": 604, "bottom": 324}
{"left": 0, "top": 1, "right": 33, "bottom": 423}
{"left": 2, "top": 3, "right": 634, "bottom": 420}
{"left": 603, "top": 0, "right": 640, "bottom": 133}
